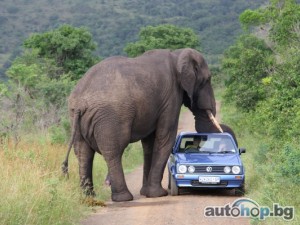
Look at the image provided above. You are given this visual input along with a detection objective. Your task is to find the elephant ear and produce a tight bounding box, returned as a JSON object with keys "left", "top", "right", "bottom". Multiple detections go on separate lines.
{"left": 176, "top": 48, "right": 198, "bottom": 107}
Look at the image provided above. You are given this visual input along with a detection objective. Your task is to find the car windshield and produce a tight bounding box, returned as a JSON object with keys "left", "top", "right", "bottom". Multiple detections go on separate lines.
{"left": 178, "top": 134, "right": 236, "bottom": 154}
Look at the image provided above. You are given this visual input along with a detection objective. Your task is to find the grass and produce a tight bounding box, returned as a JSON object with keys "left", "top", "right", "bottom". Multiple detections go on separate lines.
{"left": 0, "top": 135, "right": 143, "bottom": 225}
{"left": 221, "top": 101, "right": 299, "bottom": 225}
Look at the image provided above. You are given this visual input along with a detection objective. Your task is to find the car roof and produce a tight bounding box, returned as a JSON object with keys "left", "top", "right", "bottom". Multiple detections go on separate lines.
{"left": 176, "top": 132, "right": 237, "bottom": 147}
{"left": 178, "top": 131, "right": 233, "bottom": 138}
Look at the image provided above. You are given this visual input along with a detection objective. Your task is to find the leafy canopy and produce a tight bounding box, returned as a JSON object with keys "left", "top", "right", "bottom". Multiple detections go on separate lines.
{"left": 23, "top": 24, "right": 99, "bottom": 80}
{"left": 222, "top": 34, "right": 274, "bottom": 111}
{"left": 5, "top": 50, "right": 75, "bottom": 107}
{"left": 124, "top": 24, "right": 200, "bottom": 57}
{"left": 223, "top": 0, "right": 300, "bottom": 113}
{"left": 223, "top": 0, "right": 300, "bottom": 142}
{"left": 239, "top": 0, "right": 300, "bottom": 47}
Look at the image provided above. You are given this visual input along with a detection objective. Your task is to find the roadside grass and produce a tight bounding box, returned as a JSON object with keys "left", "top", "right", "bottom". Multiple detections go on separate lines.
{"left": 0, "top": 135, "right": 143, "bottom": 225}
{"left": 221, "top": 102, "right": 299, "bottom": 225}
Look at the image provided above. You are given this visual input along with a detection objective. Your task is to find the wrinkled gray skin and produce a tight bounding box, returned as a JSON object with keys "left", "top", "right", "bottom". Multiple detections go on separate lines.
{"left": 62, "top": 48, "right": 218, "bottom": 202}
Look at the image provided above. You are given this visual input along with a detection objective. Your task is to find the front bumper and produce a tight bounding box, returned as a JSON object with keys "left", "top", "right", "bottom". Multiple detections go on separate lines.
{"left": 174, "top": 174, "right": 245, "bottom": 188}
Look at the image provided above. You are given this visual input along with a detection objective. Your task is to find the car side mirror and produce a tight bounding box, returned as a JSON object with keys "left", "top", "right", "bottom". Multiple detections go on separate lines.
{"left": 239, "top": 148, "right": 246, "bottom": 154}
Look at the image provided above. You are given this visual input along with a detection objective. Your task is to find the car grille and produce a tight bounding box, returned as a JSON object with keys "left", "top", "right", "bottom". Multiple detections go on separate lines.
{"left": 194, "top": 166, "right": 232, "bottom": 174}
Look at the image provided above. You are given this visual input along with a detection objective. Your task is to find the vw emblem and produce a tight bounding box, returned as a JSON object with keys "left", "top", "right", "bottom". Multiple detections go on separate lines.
{"left": 206, "top": 166, "right": 213, "bottom": 172}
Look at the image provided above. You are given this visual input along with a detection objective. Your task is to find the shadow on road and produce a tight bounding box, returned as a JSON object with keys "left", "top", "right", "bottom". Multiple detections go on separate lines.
{"left": 178, "top": 188, "right": 235, "bottom": 197}
{"left": 105, "top": 199, "right": 177, "bottom": 209}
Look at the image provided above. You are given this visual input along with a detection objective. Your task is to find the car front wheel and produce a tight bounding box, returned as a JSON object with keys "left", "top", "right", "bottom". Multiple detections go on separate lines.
{"left": 235, "top": 181, "right": 245, "bottom": 196}
{"left": 170, "top": 174, "right": 179, "bottom": 196}
{"left": 168, "top": 170, "right": 171, "bottom": 190}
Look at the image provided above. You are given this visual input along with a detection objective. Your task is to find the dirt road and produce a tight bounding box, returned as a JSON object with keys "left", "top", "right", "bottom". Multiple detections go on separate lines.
{"left": 82, "top": 107, "right": 249, "bottom": 225}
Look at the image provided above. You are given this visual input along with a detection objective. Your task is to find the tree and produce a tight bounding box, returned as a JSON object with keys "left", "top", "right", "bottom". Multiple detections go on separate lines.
{"left": 0, "top": 25, "right": 100, "bottom": 145}
{"left": 223, "top": 0, "right": 300, "bottom": 136}
{"left": 222, "top": 34, "right": 274, "bottom": 111}
{"left": 223, "top": 0, "right": 300, "bottom": 112}
{"left": 5, "top": 49, "right": 75, "bottom": 105}
{"left": 239, "top": 0, "right": 300, "bottom": 47}
{"left": 0, "top": 54, "right": 75, "bottom": 145}
{"left": 23, "top": 24, "right": 99, "bottom": 80}
{"left": 124, "top": 24, "right": 200, "bottom": 57}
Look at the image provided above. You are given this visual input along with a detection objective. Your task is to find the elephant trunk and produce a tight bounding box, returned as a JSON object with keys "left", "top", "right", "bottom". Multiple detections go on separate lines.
{"left": 193, "top": 109, "right": 223, "bottom": 133}
{"left": 206, "top": 110, "right": 223, "bottom": 133}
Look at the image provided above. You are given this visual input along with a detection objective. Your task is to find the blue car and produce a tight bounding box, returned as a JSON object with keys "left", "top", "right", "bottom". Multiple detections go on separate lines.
{"left": 167, "top": 132, "right": 246, "bottom": 196}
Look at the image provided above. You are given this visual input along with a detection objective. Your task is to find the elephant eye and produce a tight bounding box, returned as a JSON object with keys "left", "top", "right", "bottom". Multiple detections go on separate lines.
{"left": 198, "top": 79, "right": 207, "bottom": 89}
{"left": 197, "top": 75, "right": 210, "bottom": 89}
{"left": 194, "top": 65, "right": 199, "bottom": 74}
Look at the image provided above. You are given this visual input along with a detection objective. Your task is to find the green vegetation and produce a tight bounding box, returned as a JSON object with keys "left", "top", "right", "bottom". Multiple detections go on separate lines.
{"left": 0, "top": 0, "right": 266, "bottom": 78}
{"left": 221, "top": 0, "right": 300, "bottom": 223}
{"left": 23, "top": 24, "right": 99, "bottom": 80}
{"left": 124, "top": 24, "right": 200, "bottom": 57}
{"left": 222, "top": 34, "right": 275, "bottom": 111}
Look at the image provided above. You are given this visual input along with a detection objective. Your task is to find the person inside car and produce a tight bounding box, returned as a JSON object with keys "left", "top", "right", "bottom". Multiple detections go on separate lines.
{"left": 217, "top": 140, "right": 235, "bottom": 153}
{"left": 185, "top": 136, "right": 201, "bottom": 151}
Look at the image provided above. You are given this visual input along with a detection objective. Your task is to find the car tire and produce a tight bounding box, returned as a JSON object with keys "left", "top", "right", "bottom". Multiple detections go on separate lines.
{"left": 170, "top": 174, "right": 179, "bottom": 196}
{"left": 168, "top": 170, "right": 171, "bottom": 190}
{"left": 235, "top": 181, "right": 245, "bottom": 196}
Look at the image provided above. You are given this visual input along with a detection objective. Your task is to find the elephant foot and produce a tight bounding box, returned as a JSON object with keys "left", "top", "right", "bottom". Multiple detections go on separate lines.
{"left": 146, "top": 185, "right": 168, "bottom": 198}
{"left": 83, "top": 188, "right": 96, "bottom": 197}
{"left": 111, "top": 190, "right": 133, "bottom": 202}
{"left": 140, "top": 186, "right": 147, "bottom": 196}
{"left": 81, "top": 178, "right": 95, "bottom": 196}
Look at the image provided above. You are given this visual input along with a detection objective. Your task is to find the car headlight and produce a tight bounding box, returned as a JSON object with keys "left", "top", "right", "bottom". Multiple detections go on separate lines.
{"left": 224, "top": 166, "right": 231, "bottom": 174}
{"left": 188, "top": 166, "right": 195, "bottom": 173}
{"left": 232, "top": 166, "right": 241, "bottom": 174}
{"left": 178, "top": 165, "right": 187, "bottom": 173}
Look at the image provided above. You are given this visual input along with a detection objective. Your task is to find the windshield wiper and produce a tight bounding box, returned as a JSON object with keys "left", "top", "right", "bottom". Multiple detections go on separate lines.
{"left": 218, "top": 150, "right": 235, "bottom": 154}
{"left": 199, "top": 151, "right": 213, "bottom": 154}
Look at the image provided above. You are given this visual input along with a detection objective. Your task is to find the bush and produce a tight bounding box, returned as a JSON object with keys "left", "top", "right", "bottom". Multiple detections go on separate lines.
{"left": 49, "top": 118, "right": 70, "bottom": 144}
{"left": 222, "top": 34, "right": 274, "bottom": 111}
{"left": 279, "top": 144, "right": 300, "bottom": 185}
{"left": 49, "top": 125, "right": 67, "bottom": 144}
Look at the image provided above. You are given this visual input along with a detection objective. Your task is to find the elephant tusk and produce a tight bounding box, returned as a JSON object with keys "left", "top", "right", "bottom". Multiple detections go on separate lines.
{"left": 206, "top": 110, "right": 223, "bottom": 133}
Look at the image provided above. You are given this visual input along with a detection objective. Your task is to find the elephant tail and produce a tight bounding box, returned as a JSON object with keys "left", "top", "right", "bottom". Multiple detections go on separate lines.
{"left": 61, "top": 110, "right": 80, "bottom": 178}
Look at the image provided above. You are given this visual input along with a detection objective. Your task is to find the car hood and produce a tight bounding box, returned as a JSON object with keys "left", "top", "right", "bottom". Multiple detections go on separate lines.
{"left": 176, "top": 153, "right": 242, "bottom": 165}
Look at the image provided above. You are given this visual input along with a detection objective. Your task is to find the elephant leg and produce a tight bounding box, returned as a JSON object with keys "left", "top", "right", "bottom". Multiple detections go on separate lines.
{"left": 146, "top": 148, "right": 170, "bottom": 197}
{"left": 146, "top": 127, "right": 178, "bottom": 198}
{"left": 94, "top": 125, "right": 133, "bottom": 202}
{"left": 140, "top": 132, "right": 155, "bottom": 196}
{"left": 101, "top": 150, "right": 133, "bottom": 201}
{"left": 75, "top": 139, "right": 95, "bottom": 196}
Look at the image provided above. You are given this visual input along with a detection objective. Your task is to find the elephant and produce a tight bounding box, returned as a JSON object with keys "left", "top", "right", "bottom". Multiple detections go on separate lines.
{"left": 61, "top": 48, "right": 223, "bottom": 202}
